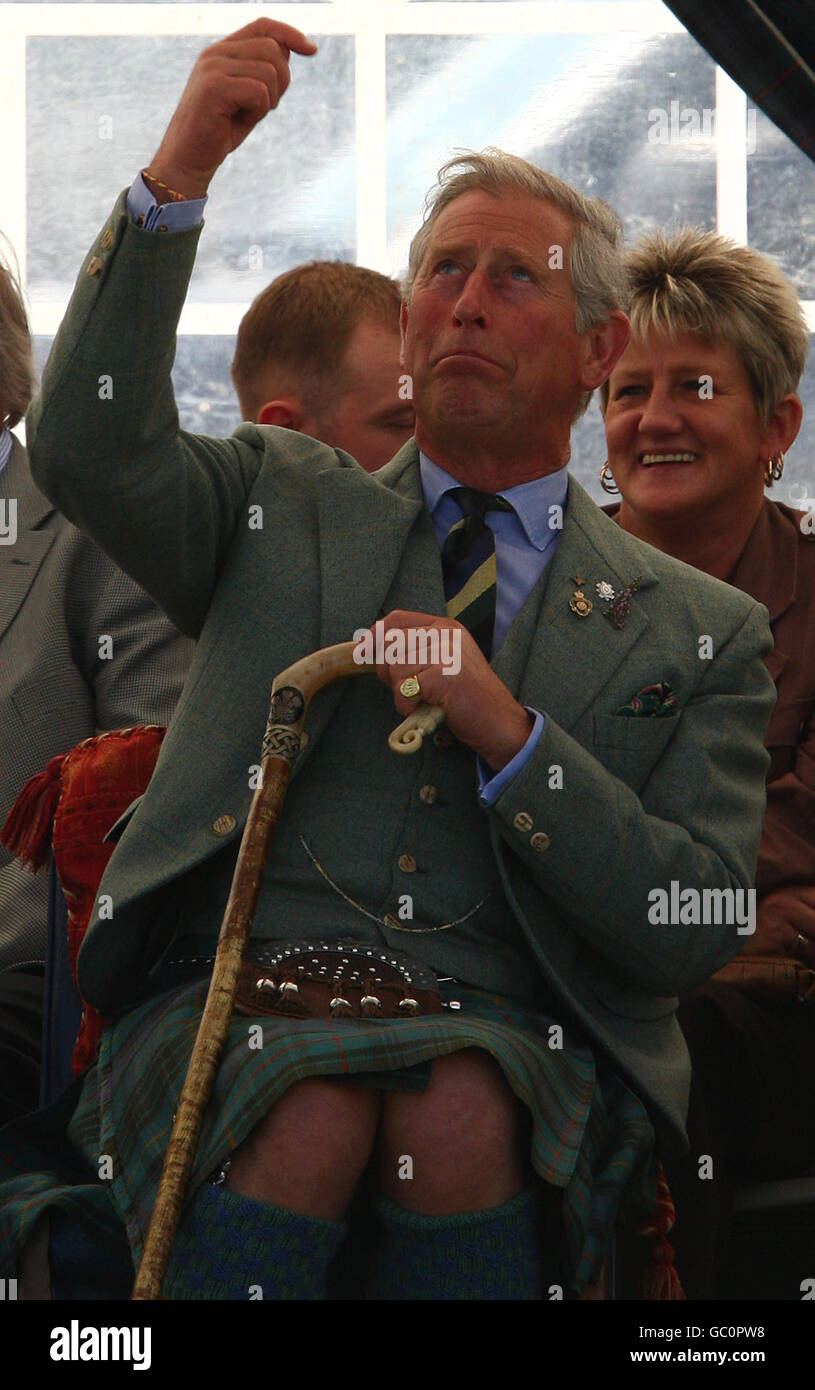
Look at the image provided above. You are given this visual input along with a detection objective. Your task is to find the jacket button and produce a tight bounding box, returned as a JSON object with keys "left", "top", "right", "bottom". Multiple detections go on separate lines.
{"left": 530, "top": 831, "right": 550, "bottom": 853}
{"left": 513, "top": 812, "right": 533, "bottom": 833}
{"left": 419, "top": 784, "right": 438, "bottom": 805}
{"left": 100, "top": 229, "right": 114, "bottom": 249}
{"left": 86, "top": 256, "right": 103, "bottom": 276}
{"left": 398, "top": 853, "right": 417, "bottom": 873}
{"left": 212, "top": 814, "right": 236, "bottom": 835}
{"left": 433, "top": 730, "right": 454, "bottom": 749}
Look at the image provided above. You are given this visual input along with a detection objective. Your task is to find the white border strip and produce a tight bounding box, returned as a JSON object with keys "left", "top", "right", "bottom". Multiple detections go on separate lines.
{"left": 715, "top": 65, "right": 748, "bottom": 243}
{"left": 29, "top": 299, "right": 815, "bottom": 338}
{"left": 354, "top": 21, "right": 388, "bottom": 270}
{"left": 0, "top": 3, "right": 683, "bottom": 38}
{"left": 31, "top": 300, "right": 247, "bottom": 336}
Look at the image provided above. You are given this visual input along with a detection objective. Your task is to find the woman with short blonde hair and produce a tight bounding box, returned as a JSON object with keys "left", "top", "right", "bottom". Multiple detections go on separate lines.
{"left": 602, "top": 226, "right": 814, "bottom": 1299}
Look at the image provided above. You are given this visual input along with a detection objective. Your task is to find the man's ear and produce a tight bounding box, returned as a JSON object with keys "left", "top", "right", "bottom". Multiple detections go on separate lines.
{"left": 257, "top": 399, "right": 303, "bottom": 430}
{"left": 579, "top": 310, "right": 631, "bottom": 393}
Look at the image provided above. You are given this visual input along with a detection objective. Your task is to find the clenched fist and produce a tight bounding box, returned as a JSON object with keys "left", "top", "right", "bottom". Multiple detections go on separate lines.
{"left": 146, "top": 19, "right": 317, "bottom": 200}
{"left": 368, "top": 611, "right": 535, "bottom": 772}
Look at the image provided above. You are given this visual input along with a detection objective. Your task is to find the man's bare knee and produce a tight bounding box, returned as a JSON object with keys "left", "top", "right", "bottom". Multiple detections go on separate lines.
{"left": 377, "top": 1049, "right": 529, "bottom": 1212}
{"left": 228, "top": 1077, "right": 381, "bottom": 1220}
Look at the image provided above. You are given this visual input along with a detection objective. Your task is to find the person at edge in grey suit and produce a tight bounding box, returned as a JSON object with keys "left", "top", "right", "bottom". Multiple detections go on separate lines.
{"left": 0, "top": 243, "right": 194, "bottom": 1126}
{"left": 4, "top": 19, "right": 775, "bottom": 1301}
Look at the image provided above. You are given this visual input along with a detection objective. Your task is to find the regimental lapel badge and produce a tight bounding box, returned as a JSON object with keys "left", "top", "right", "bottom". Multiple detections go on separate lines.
{"left": 569, "top": 576, "right": 593, "bottom": 618}
{"left": 597, "top": 574, "right": 643, "bottom": 630}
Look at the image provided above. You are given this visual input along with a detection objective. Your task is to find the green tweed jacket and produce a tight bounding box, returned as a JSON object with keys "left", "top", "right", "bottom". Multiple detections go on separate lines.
{"left": 26, "top": 193, "right": 775, "bottom": 1150}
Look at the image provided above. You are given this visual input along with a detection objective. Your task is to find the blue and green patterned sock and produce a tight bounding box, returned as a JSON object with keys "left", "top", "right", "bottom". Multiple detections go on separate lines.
{"left": 366, "top": 1188, "right": 543, "bottom": 1300}
{"left": 162, "top": 1183, "right": 347, "bottom": 1300}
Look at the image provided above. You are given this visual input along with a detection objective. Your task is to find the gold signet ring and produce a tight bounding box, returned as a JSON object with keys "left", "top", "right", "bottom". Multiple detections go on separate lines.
{"left": 399, "top": 675, "right": 422, "bottom": 699}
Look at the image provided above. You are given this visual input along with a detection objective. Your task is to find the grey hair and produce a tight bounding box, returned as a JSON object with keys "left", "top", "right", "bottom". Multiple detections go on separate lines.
{"left": 404, "top": 150, "right": 628, "bottom": 416}
{"left": 600, "top": 226, "right": 809, "bottom": 423}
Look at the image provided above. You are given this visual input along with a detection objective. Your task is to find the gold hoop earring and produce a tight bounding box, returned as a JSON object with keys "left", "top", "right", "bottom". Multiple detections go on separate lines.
{"left": 599, "top": 462, "right": 620, "bottom": 496}
{"left": 764, "top": 452, "right": 784, "bottom": 486}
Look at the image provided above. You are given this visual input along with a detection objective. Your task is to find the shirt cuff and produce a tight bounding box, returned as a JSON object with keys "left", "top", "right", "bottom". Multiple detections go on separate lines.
{"left": 126, "top": 172, "right": 207, "bottom": 232}
{"left": 477, "top": 709, "right": 545, "bottom": 805}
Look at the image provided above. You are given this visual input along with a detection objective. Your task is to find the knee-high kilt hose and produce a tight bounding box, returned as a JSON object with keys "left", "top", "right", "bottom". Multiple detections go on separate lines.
{"left": 0, "top": 978, "right": 656, "bottom": 1296}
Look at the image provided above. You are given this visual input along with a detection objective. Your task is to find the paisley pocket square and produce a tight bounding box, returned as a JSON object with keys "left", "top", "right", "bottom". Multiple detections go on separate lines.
{"left": 616, "top": 682, "right": 677, "bottom": 717}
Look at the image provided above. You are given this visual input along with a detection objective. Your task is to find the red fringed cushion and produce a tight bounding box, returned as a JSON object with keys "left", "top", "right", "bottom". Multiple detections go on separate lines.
{"left": 637, "top": 1158, "right": 686, "bottom": 1300}
{"left": 50, "top": 726, "right": 166, "bottom": 1073}
{"left": 1, "top": 752, "right": 68, "bottom": 872}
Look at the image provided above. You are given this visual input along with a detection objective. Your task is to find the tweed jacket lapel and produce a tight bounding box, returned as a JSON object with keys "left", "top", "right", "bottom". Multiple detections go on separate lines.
{"left": 493, "top": 478, "right": 659, "bottom": 733}
{"left": 307, "top": 441, "right": 439, "bottom": 758}
{"left": 0, "top": 438, "right": 57, "bottom": 646}
{"left": 315, "top": 440, "right": 435, "bottom": 650}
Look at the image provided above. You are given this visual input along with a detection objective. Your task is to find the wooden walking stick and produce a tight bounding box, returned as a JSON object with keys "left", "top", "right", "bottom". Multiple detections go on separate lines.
{"left": 132, "top": 639, "right": 444, "bottom": 1299}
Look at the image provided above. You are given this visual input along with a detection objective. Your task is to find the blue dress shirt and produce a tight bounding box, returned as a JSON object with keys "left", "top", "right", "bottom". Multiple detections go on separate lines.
{"left": 420, "top": 452, "right": 567, "bottom": 802}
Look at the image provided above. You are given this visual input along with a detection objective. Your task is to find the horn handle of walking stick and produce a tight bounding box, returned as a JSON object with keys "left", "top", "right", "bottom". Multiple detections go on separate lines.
{"left": 132, "top": 641, "right": 444, "bottom": 1299}
{"left": 264, "top": 641, "right": 445, "bottom": 754}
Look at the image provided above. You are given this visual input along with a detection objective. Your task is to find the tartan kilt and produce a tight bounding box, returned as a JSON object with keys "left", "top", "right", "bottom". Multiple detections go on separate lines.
{"left": 0, "top": 977, "right": 656, "bottom": 1296}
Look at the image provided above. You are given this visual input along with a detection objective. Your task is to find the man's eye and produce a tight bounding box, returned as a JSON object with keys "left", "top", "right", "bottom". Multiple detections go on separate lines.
{"left": 509, "top": 266, "right": 532, "bottom": 281}
{"left": 435, "top": 259, "right": 459, "bottom": 274}
{"left": 684, "top": 378, "right": 708, "bottom": 391}
{"left": 613, "top": 384, "right": 645, "bottom": 398}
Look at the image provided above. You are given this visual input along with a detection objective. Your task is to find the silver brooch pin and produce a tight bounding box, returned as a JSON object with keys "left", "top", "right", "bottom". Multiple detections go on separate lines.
{"left": 602, "top": 575, "right": 643, "bottom": 630}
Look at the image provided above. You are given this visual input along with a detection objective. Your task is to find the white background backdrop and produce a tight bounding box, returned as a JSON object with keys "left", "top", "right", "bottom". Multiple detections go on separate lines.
{"left": 2, "top": 1, "right": 813, "bottom": 502}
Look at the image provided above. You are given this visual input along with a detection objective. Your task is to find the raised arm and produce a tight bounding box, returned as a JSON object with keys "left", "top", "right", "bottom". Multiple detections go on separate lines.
{"left": 27, "top": 21, "right": 317, "bottom": 637}
{"left": 142, "top": 18, "right": 317, "bottom": 201}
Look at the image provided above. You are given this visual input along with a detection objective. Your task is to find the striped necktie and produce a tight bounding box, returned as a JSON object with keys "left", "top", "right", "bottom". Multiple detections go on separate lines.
{"left": 441, "top": 487, "right": 513, "bottom": 657}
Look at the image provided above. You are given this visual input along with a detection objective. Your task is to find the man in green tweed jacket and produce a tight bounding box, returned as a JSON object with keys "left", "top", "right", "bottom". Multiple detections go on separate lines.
{"left": 14, "top": 19, "right": 775, "bottom": 1300}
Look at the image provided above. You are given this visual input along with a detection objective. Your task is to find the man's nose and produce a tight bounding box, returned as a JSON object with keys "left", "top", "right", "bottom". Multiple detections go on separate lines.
{"left": 452, "top": 269, "right": 489, "bottom": 325}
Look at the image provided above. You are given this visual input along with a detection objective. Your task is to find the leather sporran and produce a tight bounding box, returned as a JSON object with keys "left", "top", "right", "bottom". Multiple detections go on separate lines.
{"left": 234, "top": 940, "right": 443, "bottom": 1020}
